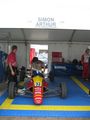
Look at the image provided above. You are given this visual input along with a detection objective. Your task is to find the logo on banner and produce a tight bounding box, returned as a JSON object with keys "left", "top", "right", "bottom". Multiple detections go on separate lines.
{"left": 54, "top": 66, "right": 67, "bottom": 70}
{"left": 36, "top": 17, "right": 56, "bottom": 28}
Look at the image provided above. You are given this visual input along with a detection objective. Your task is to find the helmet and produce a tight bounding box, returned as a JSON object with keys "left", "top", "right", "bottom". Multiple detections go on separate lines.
{"left": 32, "top": 57, "right": 38, "bottom": 63}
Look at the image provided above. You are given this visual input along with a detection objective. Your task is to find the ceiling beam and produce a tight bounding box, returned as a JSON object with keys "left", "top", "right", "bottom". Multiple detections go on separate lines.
{"left": 20, "top": 28, "right": 27, "bottom": 46}
{"left": 69, "top": 30, "right": 76, "bottom": 42}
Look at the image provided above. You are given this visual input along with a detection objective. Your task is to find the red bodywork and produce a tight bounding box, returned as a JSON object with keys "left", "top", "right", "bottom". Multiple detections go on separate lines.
{"left": 27, "top": 77, "right": 48, "bottom": 105}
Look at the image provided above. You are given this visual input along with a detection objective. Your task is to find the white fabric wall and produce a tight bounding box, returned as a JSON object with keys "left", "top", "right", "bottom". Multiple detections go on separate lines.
{"left": 48, "top": 42, "right": 89, "bottom": 70}
{"left": 30, "top": 41, "right": 90, "bottom": 71}
{"left": 0, "top": 43, "right": 8, "bottom": 52}
{"left": 48, "top": 43, "right": 68, "bottom": 70}
{"left": 0, "top": 43, "right": 27, "bottom": 68}
{"left": 49, "top": 43, "right": 89, "bottom": 61}
{"left": 68, "top": 43, "right": 88, "bottom": 61}
{"left": 0, "top": 42, "right": 90, "bottom": 70}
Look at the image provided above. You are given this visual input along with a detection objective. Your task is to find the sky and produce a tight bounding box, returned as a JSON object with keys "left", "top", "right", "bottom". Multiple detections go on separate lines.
{"left": 0, "top": 0, "right": 90, "bottom": 29}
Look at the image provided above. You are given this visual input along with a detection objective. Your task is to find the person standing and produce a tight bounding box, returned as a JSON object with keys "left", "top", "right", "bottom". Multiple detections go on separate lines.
{"left": 7, "top": 45, "right": 18, "bottom": 84}
{"left": 81, "top": 48, "right": 90, "bottom": 81}
{"left": 0, "top": 46, "right": 8, "bottom": 83}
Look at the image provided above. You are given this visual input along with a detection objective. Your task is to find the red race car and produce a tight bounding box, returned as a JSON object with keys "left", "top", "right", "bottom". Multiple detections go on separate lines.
{"left": 8, "top": 69, "right": 67, "bottom": 105}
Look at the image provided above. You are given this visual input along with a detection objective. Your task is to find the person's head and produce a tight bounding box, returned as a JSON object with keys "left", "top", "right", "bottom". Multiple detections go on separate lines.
{"left": 32, "top": 57, "right": 38, "bottom": 63}
{"left": 85, "top": 48, "right": 90, "bottom": 54}
{"left": 11, "top": 45, "right": 17, "bottom": 53}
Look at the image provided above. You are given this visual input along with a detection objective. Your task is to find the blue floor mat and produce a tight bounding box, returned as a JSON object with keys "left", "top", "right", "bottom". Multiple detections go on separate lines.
{"left": 0, "top": 76, "right": 90, "bottom": 117}
{"left": 12, "top": 76, "right": 90, "bottom": 105}
{"left": 0, "top": 91, "right": 7, "bottom": 105}
{"left": 76, "top": 76, "right": 90, "bottom": 89}
{"left": 0, "top": 110, "right": 90, "bottom": 118}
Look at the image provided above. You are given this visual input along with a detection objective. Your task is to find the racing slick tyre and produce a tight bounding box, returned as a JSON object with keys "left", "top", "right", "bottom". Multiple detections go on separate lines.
{"left": 8, "top": 82, "right": 17, "bottom": 99}
{"left": 49, "top": 71, "right": 54, "bottom": 82}
{"left": 59, "top": 82, "right": 67, "bottom": 98}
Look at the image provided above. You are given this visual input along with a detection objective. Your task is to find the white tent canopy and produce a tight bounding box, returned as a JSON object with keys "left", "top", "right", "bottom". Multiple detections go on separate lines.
{"left": 0, "top": 1, "right": 90, "bottom": 68}
{"left": 0, "top": 28, "right": 90, "bottom": 43}
{"left": 0, "top": 28, "right": 90, "bottom": 68}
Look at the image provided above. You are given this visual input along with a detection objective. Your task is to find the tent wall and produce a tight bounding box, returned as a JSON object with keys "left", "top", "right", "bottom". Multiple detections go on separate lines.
{"left": 49, "top": 43, "right": 88, "bottom": 61}
{"left": 68, "top": 44, "right": 88, "bottom": 61}
{"left": 0, "top": 43, "right": 8, "bottom": 52}
{"left": 0, "top": 43, "right": 28, "bottom": 68}
{"left": 48, "top": 43, "right": 68, "bottom": 70}
{"left": 0, "top": 42, "right": 90, "bottom": 70}
{"left": 48, "top": 43, "right": 89, "bottom": 70}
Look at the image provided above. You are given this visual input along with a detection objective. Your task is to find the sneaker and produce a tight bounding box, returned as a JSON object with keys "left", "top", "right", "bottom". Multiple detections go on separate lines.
{"left": 85, "top": 78, "right": 88, "bottom": 81}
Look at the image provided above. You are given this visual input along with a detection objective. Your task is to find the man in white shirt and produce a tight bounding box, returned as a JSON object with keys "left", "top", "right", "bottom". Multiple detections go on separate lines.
{"left": 81, "top": 48, "right": 90, "bottom": 80}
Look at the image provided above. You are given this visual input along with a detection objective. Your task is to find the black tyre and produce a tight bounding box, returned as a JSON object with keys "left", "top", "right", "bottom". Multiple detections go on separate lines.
{"left": 8, "top": 82, "right": 17, "bottom": 99}
{"left": 59, "top": 82, "right": 67, "bottom": 98}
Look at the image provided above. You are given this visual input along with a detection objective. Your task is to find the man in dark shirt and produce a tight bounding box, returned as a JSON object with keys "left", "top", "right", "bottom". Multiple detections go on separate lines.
{"left": 7, "top": 45, "right": 18, "bottom": 84}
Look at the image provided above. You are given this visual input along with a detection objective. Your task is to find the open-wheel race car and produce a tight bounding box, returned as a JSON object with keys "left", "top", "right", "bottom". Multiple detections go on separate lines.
{"left": 8, "top": 68, "right": 67, "bottom": 105}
